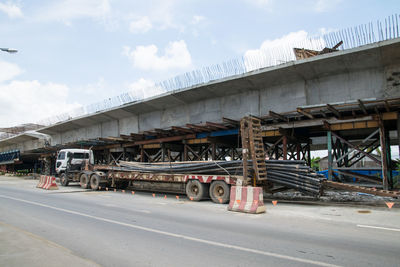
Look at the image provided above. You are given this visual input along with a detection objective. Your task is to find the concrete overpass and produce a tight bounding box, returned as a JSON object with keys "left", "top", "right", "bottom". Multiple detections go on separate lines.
{"left": 0, "top": 38, "right": 399, "bottom": 184}
{"left": 34, "top": 38, "right": 400, "bottom": 147}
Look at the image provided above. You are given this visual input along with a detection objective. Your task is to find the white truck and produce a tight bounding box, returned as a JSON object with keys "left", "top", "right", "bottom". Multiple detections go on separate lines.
{"left": 55, "top": 148, "right": 237, "bottom": 203}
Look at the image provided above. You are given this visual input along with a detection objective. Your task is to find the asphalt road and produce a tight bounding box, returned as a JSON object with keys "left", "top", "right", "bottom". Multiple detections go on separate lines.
{"left": 0, "top": 177, "right": 399, "bottom": 267}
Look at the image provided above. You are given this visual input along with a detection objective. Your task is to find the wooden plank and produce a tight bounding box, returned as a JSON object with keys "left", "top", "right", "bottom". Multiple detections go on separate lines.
{"left": 326, "top": 104, "right": 342, "bottom": 119}
{"left": 206, "top": 121, "right": 229, "bottom": 130}
{"left": 222, "top": 117, "right": 239, "bottom": 126}
{"left": 297, "top": 108, "right": 314, "bottom": 119}
{"left": 186, "top": 124, "right": 210, "bottom": 132}
{"left": 171, "top": 126, "right": 194, "bottom": 134}
{"left": 324, "top": 181, "right": 400, "bottom": 198}
{"left": 358, "top": 99, "right": 368, "bottom": 115}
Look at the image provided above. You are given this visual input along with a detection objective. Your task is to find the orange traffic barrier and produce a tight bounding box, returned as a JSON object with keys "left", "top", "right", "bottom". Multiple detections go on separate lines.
{"left": 37, "top": 175, "right": 58, "bottom": 190}
{"left": 228, "top": 186, "right": 266, "bottom": 214}
{"left": 386, "top": 202, "right": 395, "bottom": 209}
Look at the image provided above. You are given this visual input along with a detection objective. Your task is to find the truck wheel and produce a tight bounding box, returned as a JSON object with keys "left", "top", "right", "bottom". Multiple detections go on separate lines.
{"left": 90, "top": 174, "right": 100, "bottom": 190}
{"left": 80, "top": 174, "right": 90, "bottom": 189}
{"left": 60, "top": 173, "right": 69, "bottom": 186}
{"left": 186, "top": 180, "right": 208, "bottom": 201}
{"left": 209, "top": 181, "right": 230, "bottom": 204}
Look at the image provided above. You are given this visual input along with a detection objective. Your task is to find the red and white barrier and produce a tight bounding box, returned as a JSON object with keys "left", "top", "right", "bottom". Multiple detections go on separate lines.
{"left": 227, "top": 186, "right": 266, "bottom": 214}
{"left": 36, "top": 175, "right": 46, "bottom": 188}
{"left": 36, "top": 175, "right": 58, "bottom": 190}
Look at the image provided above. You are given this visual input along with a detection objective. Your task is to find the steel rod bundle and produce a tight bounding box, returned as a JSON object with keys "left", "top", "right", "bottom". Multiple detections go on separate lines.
{"left": 117, "top": 160, "right": 325, "bottom": 196}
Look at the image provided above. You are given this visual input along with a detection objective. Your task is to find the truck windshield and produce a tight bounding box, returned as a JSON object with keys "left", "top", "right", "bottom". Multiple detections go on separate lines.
{"left": 57, "top": 152, "right": 65, "bottom": 160}
{"left": 73, "top": 153, "right": 89, "bottom": 159}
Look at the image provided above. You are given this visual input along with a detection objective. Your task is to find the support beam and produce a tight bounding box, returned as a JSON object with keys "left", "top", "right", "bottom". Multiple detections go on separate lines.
{"left": 171, "top": 126, "right": 195, "bottom": 134}
{"left": 269, "top": 111, "right": 289, "bottom": 122}
{"left": 327, "top": 131, "right": 333, "bottom": 181}
{"left": 330, "top": 131, "right": 381, "bottom": 165}
{"left": 326, "top": 104, "right": 341, "bottom": 119}
{"left": 297, "top": 108, "right": 314, "bottom": 119}
{"left": 186, "top": 124, "right": 210, "bottom": 132}
{"left": 378, "top": 118, "right": 389, "bottom": 190}
{"left": 206, "top": 121, "right": 229, "bottom": 130}
{"left": 398, "top": 112, "right": 400, "bottom": 157}
{"left": 222, "top": 117, "right": 239, "bottom": 126}
{"left": 358, "top": 99, "right": 368, "bottom": 115}
{"left": 384, "top": 100, "right": 391, "bottom": 112}
{"left": 124, "top": 134, "right": 196, "bottom": 147}
{"left": 282, "top": 136, "right": 287, "bottom": 160}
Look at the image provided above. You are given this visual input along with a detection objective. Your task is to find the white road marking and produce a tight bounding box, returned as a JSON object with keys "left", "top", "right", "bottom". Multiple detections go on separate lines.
{"left": 357, "top": 224, "right": 400, "bottom": 232}
{"left": 0, "top": 194, "right": 340, "bottom": 267}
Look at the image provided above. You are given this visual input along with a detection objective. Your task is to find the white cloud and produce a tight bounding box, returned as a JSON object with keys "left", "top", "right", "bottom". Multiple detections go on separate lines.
{"left": 37, "top": 0, "right": 110, "bottom": 24}
{"left": 318, "top": 27, "right": 338, "bottom": 35}
{"left": 244, "top": 0, "right": 272, "bottom": 7}
{"left": 244, "top": 30, "right": 326, "bottom": 71}
{"left": 191, "top": 15, "right": 205, "bottom": 25}
{"left": 123, "top": 40, "right": 192, "bottom": 71}
{"left": 0, "top": 1, "right": 23, "bottom": 18}
{"left": 0, "top": 80, "right": 81, "bottom": 127}
{"left": 0, "top": 61, "right": 22, "bottom": 83}
{"left": 129, "top": 16, "right": 152, "bottom": 34}
{"left": 128, "top": 78, "right": 166, "bottom": 99}
{"left": 0, "top": 60, "right": 81, "bottom": 127}
{"left": 314, "top": 0, "right": 342, "bottom": 13}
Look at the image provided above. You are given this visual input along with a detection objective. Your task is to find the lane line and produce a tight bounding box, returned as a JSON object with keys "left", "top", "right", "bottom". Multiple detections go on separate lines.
{"left": 0, "top": 194, "right": 340, "bottom": 267}
{"left": 357, "top": 224, "right": 400, "bottom": 232}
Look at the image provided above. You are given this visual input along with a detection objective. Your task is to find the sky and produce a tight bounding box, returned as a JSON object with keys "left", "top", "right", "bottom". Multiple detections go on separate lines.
{"left": 0, "top": 0, "right": 398, "bottom": 128}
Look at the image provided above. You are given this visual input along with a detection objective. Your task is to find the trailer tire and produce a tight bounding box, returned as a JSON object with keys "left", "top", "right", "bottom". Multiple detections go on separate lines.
{"left": 80, "top": 173, "right": 90, "bottom": 189}
{"left": 90, "top": 174, "right": 101, "bottom": 190}
{"left": 209, "top": 181, "right": 230, "bottom": 204}
{"left": 60, "top": 173, "right": 69, "bottom": 186}
{"left": 186, "top": 180, "right": 208, "bottom": 201}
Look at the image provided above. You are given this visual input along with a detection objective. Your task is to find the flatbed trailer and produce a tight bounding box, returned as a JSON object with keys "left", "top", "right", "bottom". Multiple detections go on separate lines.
{"left": 60, "top": 163, "right": 242, "bottom": 203}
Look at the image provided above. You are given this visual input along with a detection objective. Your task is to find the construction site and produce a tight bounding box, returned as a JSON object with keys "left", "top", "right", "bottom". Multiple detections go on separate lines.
{"left": 1, "top": 33, "right": 400, "bottom": 206}
{"left": 1, "top": 6, "right": 400, "bottom": 266}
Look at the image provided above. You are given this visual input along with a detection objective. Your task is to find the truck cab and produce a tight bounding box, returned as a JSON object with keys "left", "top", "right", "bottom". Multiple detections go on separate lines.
{"left": 56, "top": 149, "right": 94, "bottom": 174}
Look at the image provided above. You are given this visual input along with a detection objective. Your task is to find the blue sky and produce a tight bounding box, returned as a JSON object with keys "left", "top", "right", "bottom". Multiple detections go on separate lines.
{"left": 0, "top": 0, "right": 398, "bottom": 127}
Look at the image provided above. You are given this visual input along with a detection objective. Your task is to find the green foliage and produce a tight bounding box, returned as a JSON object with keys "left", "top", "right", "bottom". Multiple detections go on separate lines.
{"left": 311, "top": 157, "right": 321, "bottom": 171}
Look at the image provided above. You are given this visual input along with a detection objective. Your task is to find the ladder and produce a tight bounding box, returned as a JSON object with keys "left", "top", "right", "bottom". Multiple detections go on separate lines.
{"left": 240, "top": 116, "right": 267, "bottom": 185}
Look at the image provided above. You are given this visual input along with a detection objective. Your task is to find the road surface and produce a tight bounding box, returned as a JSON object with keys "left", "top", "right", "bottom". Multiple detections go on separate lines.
{"left": 0, "top": 176, "right": 399, "bottom": 267}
